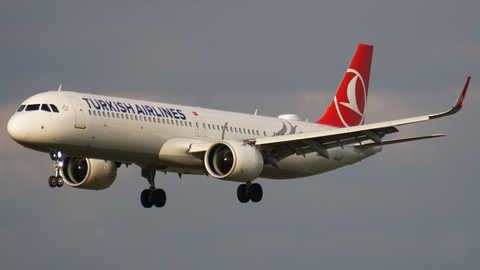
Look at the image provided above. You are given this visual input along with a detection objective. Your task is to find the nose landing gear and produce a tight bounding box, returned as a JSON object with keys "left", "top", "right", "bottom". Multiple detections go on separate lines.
{"left": 48, "top": 151, "right": 64, "bottom": 188}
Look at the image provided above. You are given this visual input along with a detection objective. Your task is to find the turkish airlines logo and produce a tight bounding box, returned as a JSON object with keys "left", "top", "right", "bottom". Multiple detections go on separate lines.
{"left": 334, "top": 68, "right": 367, "bottom": 127}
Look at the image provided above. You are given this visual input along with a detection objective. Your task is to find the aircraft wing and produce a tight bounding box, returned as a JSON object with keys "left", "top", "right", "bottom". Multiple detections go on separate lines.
{"left": 189, "top": 77, "right": 470, "bottom": 161}
{"left": 253, "top": 77, "right": 470, "bottom": 159}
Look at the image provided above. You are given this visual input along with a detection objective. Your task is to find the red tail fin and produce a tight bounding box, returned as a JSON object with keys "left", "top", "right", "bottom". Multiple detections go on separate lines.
{"left": 317, "top": 44, "right": 374, "bottom": 127}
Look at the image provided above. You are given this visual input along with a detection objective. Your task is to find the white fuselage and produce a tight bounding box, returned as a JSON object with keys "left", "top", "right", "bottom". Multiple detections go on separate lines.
{"left": 7, "top": 91, "right": 381, "bottom": 180}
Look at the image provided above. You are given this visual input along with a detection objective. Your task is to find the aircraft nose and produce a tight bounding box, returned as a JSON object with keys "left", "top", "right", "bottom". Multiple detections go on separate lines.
{"left": 7, "top": 114, "right": 29, "bottom": 142}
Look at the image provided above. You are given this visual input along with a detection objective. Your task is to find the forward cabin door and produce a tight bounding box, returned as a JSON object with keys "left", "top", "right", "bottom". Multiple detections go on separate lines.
{"left": 68, "top": 96, "right": 86, "bottom": 129}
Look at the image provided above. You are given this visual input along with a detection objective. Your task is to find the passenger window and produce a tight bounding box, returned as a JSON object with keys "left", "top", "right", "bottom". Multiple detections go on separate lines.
{"left": 25, "top": 104, "right": 40, "bottom": 111}
{"left": 17, "top": 105, "right": 26, "bottom": 112}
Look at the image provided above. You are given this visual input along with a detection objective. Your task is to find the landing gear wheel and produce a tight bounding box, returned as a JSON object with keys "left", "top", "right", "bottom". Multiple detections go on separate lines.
{"left": 152, "top": 189, "right": 166, "bottom": 208}
{"left": 140, "top": 189, "right": 153, "bottom": 208}
{"left": 48, "top": 176, "right": 57, "bottom": 188}
{"left": 56, "top": 177, "right": 64, "bottom": 187}
{"left": 249, "top": 183, "right": 263, "bottom": 203}
{"left": 237, "top": 184, "right": 250, "bottom": 203}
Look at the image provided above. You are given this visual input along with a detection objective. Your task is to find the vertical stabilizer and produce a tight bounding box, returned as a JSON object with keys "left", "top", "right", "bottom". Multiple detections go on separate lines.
{"left": 317, "top": 44, "right": 374, "bottom": 127}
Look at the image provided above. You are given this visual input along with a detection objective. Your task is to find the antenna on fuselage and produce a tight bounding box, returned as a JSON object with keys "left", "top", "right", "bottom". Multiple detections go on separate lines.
{"left": 57, "top": 84, "right": 62, "bottom": 91}
{"left": 254, "top": 109, "right": 258, "bottom": 115}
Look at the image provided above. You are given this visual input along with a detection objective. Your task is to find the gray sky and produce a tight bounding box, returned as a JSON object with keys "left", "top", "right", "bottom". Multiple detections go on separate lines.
{"left": 1, "top": 1, "right": 480, "bottom": 269}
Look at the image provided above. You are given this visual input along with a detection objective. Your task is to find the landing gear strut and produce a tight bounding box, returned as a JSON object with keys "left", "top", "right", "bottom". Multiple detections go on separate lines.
{"left": 48, "top": 151, "right": 64, "bottom": 188}
{"left": 140, "top": 168, "right": 166, "bottom": 208}
{"left": 237, "top": 182, "right": 263, "bottom": 203}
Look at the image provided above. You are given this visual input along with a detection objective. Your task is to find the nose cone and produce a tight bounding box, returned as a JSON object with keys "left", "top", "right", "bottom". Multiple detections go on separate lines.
{"left": 7, "top": 114, "right": 29, "bottom": 143}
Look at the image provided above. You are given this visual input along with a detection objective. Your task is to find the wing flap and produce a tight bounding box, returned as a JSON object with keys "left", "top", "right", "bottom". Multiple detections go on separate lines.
{"left": 355, "top": 134, "right": 447, "bottom": 147}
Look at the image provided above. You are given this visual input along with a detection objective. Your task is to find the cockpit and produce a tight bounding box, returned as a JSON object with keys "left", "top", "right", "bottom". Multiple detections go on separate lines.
{"left": 17, "top": 104, "right": 60, "bottom": 113}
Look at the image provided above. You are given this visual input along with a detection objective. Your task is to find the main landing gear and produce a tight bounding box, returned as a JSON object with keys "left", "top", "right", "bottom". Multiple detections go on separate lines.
{"left": 48, "top": 151, "right": 64, "bottom": 188}
{"left": 140, "top": 168, "right": 166, "bottom": 208}
{"left": 237, "top": 182, "right": 263, "bottom": 203}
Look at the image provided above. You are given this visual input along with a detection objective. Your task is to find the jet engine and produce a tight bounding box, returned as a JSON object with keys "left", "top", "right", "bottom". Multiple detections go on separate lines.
{"left": 60, "top": 157, "right": 117, "bottom": 190}
{"left": 205, "top": 140, "right": 264, "bottom": 182}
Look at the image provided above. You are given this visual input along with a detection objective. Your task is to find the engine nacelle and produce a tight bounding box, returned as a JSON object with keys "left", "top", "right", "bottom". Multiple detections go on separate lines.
{"left": 205, "top": 140, "right": 264, "bottom": 182}
{"left": 60, "top": 157, "right": 117, "bottom": 190}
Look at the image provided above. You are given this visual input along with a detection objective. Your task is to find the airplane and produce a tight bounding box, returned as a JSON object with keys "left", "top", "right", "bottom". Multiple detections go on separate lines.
{"left": 7, "top": 44, "right": 471, "bottom": 208}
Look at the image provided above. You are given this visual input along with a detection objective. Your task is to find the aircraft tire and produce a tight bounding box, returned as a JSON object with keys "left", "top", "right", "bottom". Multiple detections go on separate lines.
{"left": 48, "top": 176, "right": 56, "bottom": 188}
{"left": 237, "top": 184, "right": 249, "bottom": 203}
{"left": 140, "top": 189, "right": 153, "bottom": 208}
{"left": 250, "top": 183, "right": 263, "bottom": 203}
{"left": 56, "top": 177, "right": 64, "bottom": 187}
{"left": 152, "top": 189, "right": 166, "bottom": 208}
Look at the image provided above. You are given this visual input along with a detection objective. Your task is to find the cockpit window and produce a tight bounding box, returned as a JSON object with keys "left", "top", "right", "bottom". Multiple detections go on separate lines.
{"left": 41, "top": 104, "right": 51, "bottom": 112}
{"left": 21, "top": 103, "right": 60, "bottom": 113}
{"left": 25, "top": 104, "right": 40, "bottom": 111}
{"left": 17, "top": 105, "right": 26, "bottom": 112}
{"left": 50, "top": 104, "right": 59, "bottom": 113}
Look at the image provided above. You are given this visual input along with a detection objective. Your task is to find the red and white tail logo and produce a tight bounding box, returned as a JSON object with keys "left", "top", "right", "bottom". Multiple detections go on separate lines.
{"left": 317, "top": 44, "right": 374, "bottom": 127}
